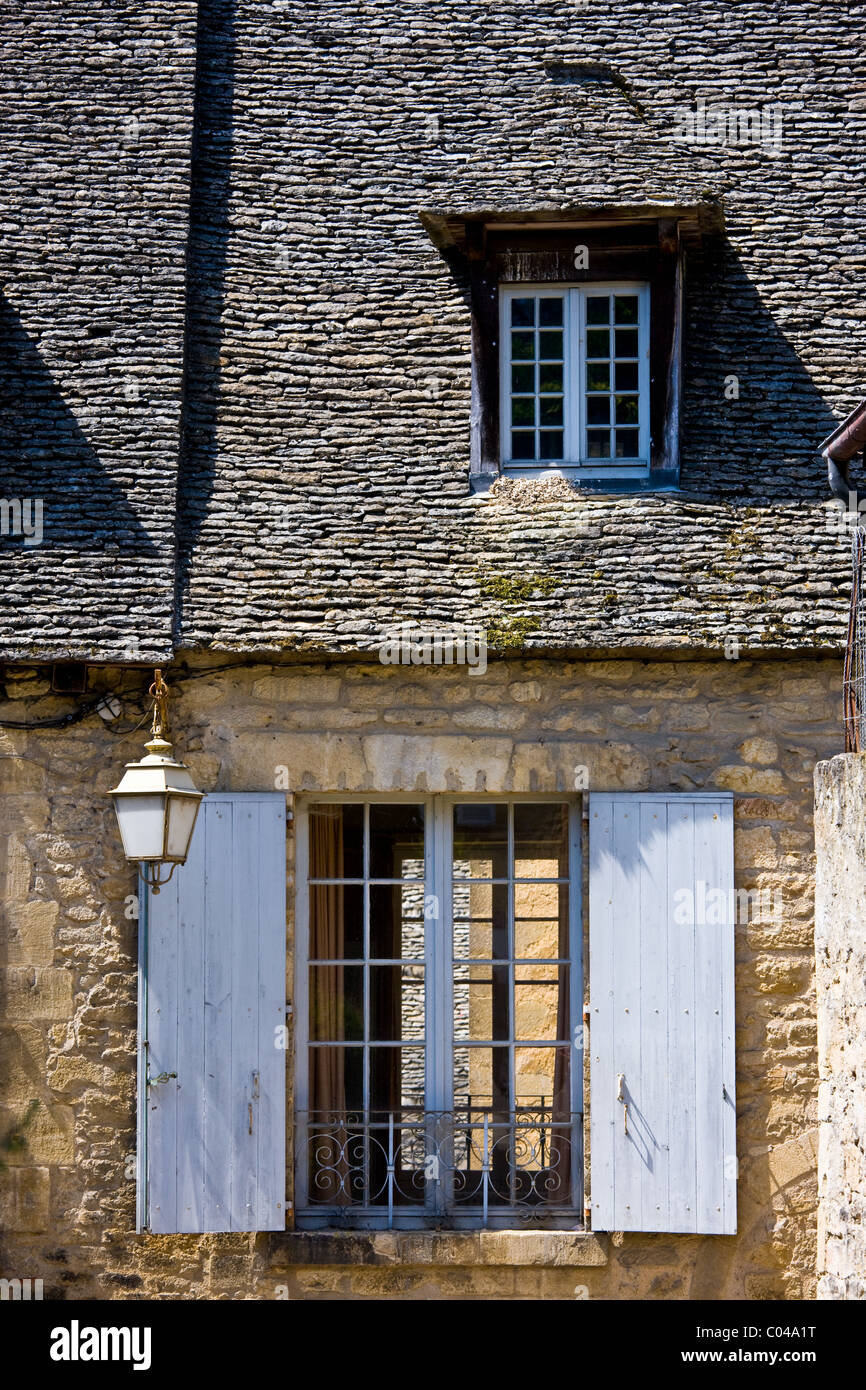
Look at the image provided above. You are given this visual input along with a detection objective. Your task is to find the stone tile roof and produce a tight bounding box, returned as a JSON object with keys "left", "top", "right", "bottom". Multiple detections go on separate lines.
{"left": 2, "top": 1, "right": 863, "bottom": 661}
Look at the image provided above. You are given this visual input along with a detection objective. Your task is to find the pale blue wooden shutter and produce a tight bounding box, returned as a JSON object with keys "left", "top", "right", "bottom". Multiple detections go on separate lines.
{"left": 589, "top": 792, "right": 736, "bottom": 1234}
{"left": 138, "top": 793, "right": 286, "bottom": 1233}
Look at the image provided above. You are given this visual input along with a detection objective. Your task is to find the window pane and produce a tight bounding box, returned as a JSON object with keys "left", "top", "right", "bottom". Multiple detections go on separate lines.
{"left": 309, "top": 966, "right": 364, "bottom": 1041}
{"left": 369, "top": 804, "right": 424, "bottom": 879}
{"left": 453, "top": 1046, "right": 510, "bottom": 1108}
{"left": 538, "top": 297, "right": 564, "bottom": 326}
{"left": 514, "top": 882, "right": 568, "bottom": 958}
{"left": 511, "top": 330, "right": 535, "bottom": 360}
{"left": 310, "top": 881, "right": 364, "bottom": 960}
{"left": 514, "top": 803, "right": 568, "bottom": 877}
{"left": 370, "top": 1046, "right": 425, "bottom": 1110}
{"left": 453, "top": 804, "right": 508, "bottom": 876}
{"left": 586, "top": 328, "right": 609, "bottom": 358}
{"left": 454, "top": 963, "right": 510, "bottom": 1041}
{"left": 538, "top": 330, "right": 563, "bottom": 360}
{"left": 308, "top": 1046, "right": 363, "bottom": 1111}
{"left": 310, "top": 802, "right": 362, "bottom": 878}
{"left": 515, "top": 964, "right": 569, "bottom": 1041}
{"left": 515, "top": 1046, "right": 568, "bottom": 1107}
{"left": 586, "top": 395, "right": 609, "bottom": 425}
{"left": 615, "top": 361, "right": 638, "bottom": 391}
{"left": 370, "top": 966, "right": 425, "bottom": 1040}
{"left": 614, "top": 294, "right": 639, "bottom": 324}
{"left": 615, "top": 429, "right": 640, "bottom": 458}
{"left": 615, "top": 394, "right": 640, "bottom": 424}
{"left": 587, "top": 428, "right": 610, "bottom": 458}
{"left": 511, "top": 297, "right": 535, "bottom": 327}
{"left": 614, "top": 327, "right": 638, "bottom": 358}
{"left": 511, "top": 397, "right": 535, "bottom": 426}
{"left": 586, "top": 296, "right": 609, "bottom": 324}
{"left": 511, "top": 363, "right": 534, "bottom": 392}
{"left": 586, "top": 363, "right": 610, "bottom": 392}
{"left": 453, "top": 880, "right": 509, "bottom": 959}
{"left": 511, "top": 430, "right": 536, "bottom": 460}
{"left": 539, "top": 430, "right": 564, "bottom": 459}
{"left": 538, "top": 363, "right": 563, "bottom": 393}
{"left": 539, "top": 397, "right": 564, "bottom": 427}
{"left": 369, "top": 883, "right": 424, "bottom": 960}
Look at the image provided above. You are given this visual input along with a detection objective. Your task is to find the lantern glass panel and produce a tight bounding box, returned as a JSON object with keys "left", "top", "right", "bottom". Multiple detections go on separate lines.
{"left": 113, "top": 793, "right": 167, "bottom": 861}
{"left": 166, "top": 794, "right": 200, "bottom": 861}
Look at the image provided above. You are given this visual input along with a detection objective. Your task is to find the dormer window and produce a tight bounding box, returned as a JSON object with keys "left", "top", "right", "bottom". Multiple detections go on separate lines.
{"left": 420, "top": 203, "right": 723, "bottom": 493}
{"left": 501, "top": 282, "right": 650, "bottom": 475}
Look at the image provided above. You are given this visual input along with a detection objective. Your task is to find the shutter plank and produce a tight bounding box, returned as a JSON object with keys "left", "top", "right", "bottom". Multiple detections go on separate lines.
{"left": 666, "top": 801, "right": 697, "bottom": 1232}
{"left": 231, "top": 800, "right": 259, "bottom": 1230}
{"left": 202, "top": 800, "right": 233, "bottom": 1232}
{"left": 611, "top": 801, "right": 642, "bottom": 1230}
{"left": 146, "top": 866, "right": 179, "bottom": 1234}
{"left": 694, "top": 800, "right": 726, "bottom": 1233}
{"left": 637, "top": 799, "right": 669, "bottom": 1232}
{"left": 588, "top": 796, "right": 615, "bottom": 1231}
{"left": 256, "top": 798, "right": 287, "bottom": 1230}
{"left": 176, "top": 810, "right": 207, "bottom": 1232}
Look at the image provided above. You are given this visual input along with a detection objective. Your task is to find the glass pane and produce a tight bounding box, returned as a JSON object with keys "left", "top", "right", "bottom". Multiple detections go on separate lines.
{"left": 453, "top": 1046, "right": 510, "bottom": 1108}
{"left": 515, "top": 1046, "right": 566, "bottom": 1107}
{"left": 453, "top": 963, "right": 510, "bottom": 1041}
{"left": 586, "top": 363, "right": 610, "bottom": 392}
{"left": 615, "top": 429, "right": 640, "bottom": 458}
{"left": 511, "top": 330, "right": 535, "bottom": 360}
{"left": 511, "top": 297, "right": 535, "bottom": 327}
{"left": 515, "top": 964, "right": 569, "bottom": 1041}
{"left": 369, "top": 883, "right": 424, "bottom": 960}
{"left": 453, "top": 881, "right": 509, "bottom": 959}
{"left": 514, "top": 803, "right": 568, "bottom": 877}
{"left": 586, "top": 395, "right": 610, "bottom": 425}
{"left": 310, "top": 881, "right": 363, "bottom": 960}
{"left": 538, "top": 297, "right": 564, "bottom": 326}
{"left": 538, "top": 330, "right": 562, "bottom": 360}
{"left": 369, "top": 804, "right": 424, "bottom": 879}
{"left": 615, "top": 361, "right": 638, "bottom": 391}
{"left": 538, "top": 363, "right": 563, "bottom": 393}
{"left": 511, "top": 430, "right": 536, "bottom": 460}
{"left": 614, "top": 295, "right": 639, "bottom": 324}
{"left": 614, "top": 327, "right": 638, "bottom": 357}
{"left": 308, "top": 1046, "right": 363, "bottom": 1112}
{"left": 511, "top": 363, "right": 534, "bottom": 392}
{"left": 309, "top": 966, "right": 364, "bottom": 1041}
{"left": 511, "top": 397, "right": 535, "bottom": 426}
{"left": 615, "top": 394, "right": 640, "bottom": 425}
{"left": 370, "top": 1046, "right": 425, "bottom": 1110}
{"left": 587, "top": 428, "right": 610, "bottom": 458}
{"left": 586, "top": 296, "right": 609, "bottom": 324}
{"left": 586, "top": 328, "right": 610, "bottom": 358}
{"left": 309, "top": 802, "right": 363, "bottom": 879}
{"left": 370, "top": 966, "right": 424, "bottom": 1040}
{"left": 539, "top": 430, "right": 564, "bottom": 459}
{"left": 453, "top": 804, "right": 508, "bottom": 876}
{"left": 514, "top": 882, "right": 568, "bottom": 958}
{"left": 539, "top": 397, "right": 563, "bottom": 426}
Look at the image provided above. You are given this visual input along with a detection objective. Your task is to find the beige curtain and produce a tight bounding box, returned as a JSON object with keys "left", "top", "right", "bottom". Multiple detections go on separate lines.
{"left": 309, "top": 808, "right": 349, "bottom": 1203}
{"left": 551, "top": 818, "right": 573, "bottom": 1204}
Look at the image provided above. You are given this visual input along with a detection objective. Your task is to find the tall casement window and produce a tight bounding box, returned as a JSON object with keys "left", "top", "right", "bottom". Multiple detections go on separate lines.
{"left": 294, "top": 798, "right": 582, "bottom": 1230}
{"left": 138, "top": 790, "right": 737, "bottom": 1238}
{"left": 501, "top": 284, "right": 650, "bottom": 473}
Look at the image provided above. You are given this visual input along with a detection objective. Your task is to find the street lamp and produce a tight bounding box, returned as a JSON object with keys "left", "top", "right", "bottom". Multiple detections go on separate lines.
{"left": 108, "top": 669, "right": 204, "bottom": 893}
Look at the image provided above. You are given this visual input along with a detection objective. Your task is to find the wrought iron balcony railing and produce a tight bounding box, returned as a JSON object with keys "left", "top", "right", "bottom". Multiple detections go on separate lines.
{"left": 293, "top": 1105, "right": 583, "bottom": 1229}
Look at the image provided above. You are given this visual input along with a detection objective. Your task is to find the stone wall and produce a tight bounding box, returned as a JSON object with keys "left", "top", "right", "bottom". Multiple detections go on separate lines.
{"left": 814, "top": 753, "right": 866, "bottom": 1300}
{"left": 0, "top": 652, "right": 837, "bottom": 1298}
